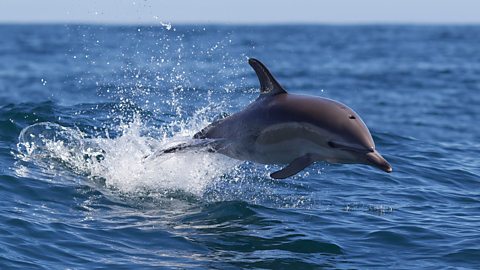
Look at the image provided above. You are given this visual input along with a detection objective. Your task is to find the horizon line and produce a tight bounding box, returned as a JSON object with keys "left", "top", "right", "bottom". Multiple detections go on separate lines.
{"left": 1, "top": 21, "right": 480, "bottom": 27}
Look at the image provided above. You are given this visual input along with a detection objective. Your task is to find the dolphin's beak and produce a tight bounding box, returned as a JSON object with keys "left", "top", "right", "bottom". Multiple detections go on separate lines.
{"left": 366, "top": 150, "right": 392, "bottom": 173}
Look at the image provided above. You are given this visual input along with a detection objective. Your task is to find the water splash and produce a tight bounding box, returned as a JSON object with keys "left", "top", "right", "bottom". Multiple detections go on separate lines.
{"left": 16, "top": 117, "right": 240, "bottom": 196}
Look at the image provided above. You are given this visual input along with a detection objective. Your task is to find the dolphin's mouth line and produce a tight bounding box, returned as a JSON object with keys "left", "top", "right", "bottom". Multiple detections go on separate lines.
{"left": 329, "top": 141, "right": 392, "bottom": 172}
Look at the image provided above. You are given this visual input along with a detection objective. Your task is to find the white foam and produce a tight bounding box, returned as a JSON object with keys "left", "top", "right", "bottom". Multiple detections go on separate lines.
{"left": 17, "top": 117, "right": 240, "bottom": 196}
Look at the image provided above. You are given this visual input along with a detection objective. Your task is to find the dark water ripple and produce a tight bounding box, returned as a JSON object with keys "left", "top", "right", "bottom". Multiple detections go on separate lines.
{"left": 0, "top": 24, "right": 479, "bottom": 269}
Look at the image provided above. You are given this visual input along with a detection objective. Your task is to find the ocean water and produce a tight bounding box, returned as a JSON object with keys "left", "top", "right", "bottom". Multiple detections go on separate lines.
{"left": 0, "top": 24, "right": 479, "bottom": 269}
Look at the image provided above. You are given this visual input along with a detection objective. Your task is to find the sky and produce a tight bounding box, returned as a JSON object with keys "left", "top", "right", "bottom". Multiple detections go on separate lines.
{"left": 1, "top": 0, "right": 480, "bottom": 25}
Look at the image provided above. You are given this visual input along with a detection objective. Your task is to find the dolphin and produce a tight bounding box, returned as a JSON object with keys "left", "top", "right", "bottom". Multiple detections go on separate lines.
{"left": 192, "top": 58, "right": 392, "bottom": 179}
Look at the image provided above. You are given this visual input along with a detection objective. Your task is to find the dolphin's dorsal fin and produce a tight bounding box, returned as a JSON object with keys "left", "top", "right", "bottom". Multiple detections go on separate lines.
{"left": 248, "top": 58, "right": 287, "bottom": 96}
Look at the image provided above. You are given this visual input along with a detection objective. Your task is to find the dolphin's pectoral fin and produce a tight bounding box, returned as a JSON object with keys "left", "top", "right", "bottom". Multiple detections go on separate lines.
{"left": 270, "top": 154, "right": 315, "bottom": 179}
{"left": 248, "top": 58, "right": 287, "bottom": 96}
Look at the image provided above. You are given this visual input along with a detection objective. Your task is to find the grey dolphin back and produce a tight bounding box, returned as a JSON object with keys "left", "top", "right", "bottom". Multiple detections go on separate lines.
{"left": 248, "top": 58, "right": 287, "bottom": 96}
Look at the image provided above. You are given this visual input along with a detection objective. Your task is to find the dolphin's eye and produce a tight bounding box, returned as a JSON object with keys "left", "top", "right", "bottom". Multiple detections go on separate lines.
{"left": 348, "top": 115, "right": 356, "bottom": 119}
{"left": 328, "top": 141, "right": 337, "bottom": 148}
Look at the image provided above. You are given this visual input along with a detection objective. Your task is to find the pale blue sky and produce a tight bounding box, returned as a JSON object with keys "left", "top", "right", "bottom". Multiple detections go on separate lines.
{"left": 1, "top": 0, "right": 480, "bottom": 24}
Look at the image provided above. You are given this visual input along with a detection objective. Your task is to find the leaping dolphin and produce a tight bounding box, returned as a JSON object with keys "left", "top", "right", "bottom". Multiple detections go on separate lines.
{"left": 192, "top": 58, "right": 392, "bottom": 179}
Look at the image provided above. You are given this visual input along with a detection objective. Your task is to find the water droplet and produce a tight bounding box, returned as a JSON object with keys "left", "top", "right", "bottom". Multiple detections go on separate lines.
{"left": 159, "top": 22, "right": 172, "bottom": 30}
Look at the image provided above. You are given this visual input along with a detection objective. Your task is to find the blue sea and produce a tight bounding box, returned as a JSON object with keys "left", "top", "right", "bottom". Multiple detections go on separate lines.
{"left": 0, "top": 24, "right": 479, "bottom": 269}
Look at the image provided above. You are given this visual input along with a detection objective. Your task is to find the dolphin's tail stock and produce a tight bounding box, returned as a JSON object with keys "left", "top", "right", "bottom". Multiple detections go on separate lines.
{"left": 142, "top": 139, "right": 222, "bottom": 162}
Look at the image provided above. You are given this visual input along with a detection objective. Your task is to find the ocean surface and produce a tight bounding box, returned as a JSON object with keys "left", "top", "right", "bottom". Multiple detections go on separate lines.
{"left": 0, "top": 24, "right": 479, "bottom": 269}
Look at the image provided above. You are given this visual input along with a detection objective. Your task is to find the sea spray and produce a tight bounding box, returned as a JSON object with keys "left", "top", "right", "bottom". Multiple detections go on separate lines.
{"left": 17, "top": 117, "right": 240, "bottom": 196}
